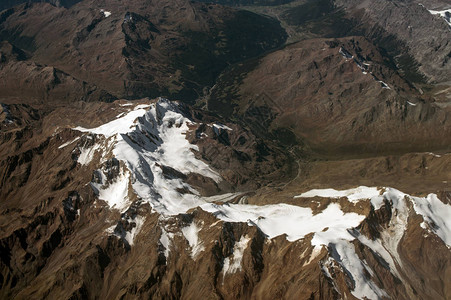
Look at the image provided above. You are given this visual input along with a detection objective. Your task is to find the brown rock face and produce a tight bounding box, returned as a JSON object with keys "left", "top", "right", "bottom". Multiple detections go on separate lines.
{"left": 208, "top": 36, "right": 451, "bottom": 156}
{"left": 0, "top": 41, "right": 115, "bottom": 105}
{"left": 335, "top": 0, "right": 451, "bottom": 83}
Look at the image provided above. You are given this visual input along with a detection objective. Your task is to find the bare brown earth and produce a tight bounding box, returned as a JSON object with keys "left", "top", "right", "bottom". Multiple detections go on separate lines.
{"left": 0, "top": 41, "right": 115, "bottom": 105}
{"left": 209, "top": 36, "right": 451, "bottom": 157}
{"left": 335, "top": 0, "right": 451, "bottom": 84}
{"left": 0, "top": 0, "right": 82, "bottom": 11}
{"left": 0, "top": 0, "right": 286, "bottom": 103}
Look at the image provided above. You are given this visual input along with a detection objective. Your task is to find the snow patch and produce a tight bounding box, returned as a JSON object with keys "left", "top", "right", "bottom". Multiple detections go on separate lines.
{"left": 124, "top": 216, "right": 145, "bottom": 246}
{"left": 77, "top": 143, "right": 101, "bottom": 165}
{"left": 370, "top": 187, "right": 450, "bottom": 247}
{"left": 410, "top": 193, "right": 451, "bottom": 247}
{"left": 181, "top": 221, "right": 205, "bottom": 259}
{"left": 58, "top": 137, "right": 80, "bottom": 149}
{"left": 370, "top": 188, "right": 408, "bottom": 211}
{"left": 222, "top": 235, "right": 251, "bottom": 279}
{"left": 378, "top": 81, "right": 391, "bottom": 89}
{"left": 371, "top": 188, "right": 412, "bottom": 278}
{"left": 212, "top": 123, "right": 232, "bottom": 135}
{"left": 428, "top": 152, "right": 441, "bottom": 158}
{"left": 100, "top": 9, "right": 111, "bottom": 18}
{"left": 91, "top": 170, "right": 131, "bottom": 212}
{"left": 303, "top": 246, "right": 322, "bottom": 266}
{"left": 159, "top": 227, "right": 174, "bottom": 259}
{"left": 74, "top": 104, "right": 151, "bottom": 138}
{"left": 339, "top": 47, "right": 353, "bottom": 59}
{"left": 329, "top": 241, "right": 389, "bottom": 300}
{"left": 356, "top": 232, "right": 402, "bottom": 278}
{"left": 0, "top": 103, "right": 14, "bottom": 124}
{"left": 207, "top": 123, "right": 233, "bottom": 136}
{"left": 320, "top": 257, "right": 341, "bottom": 293}
{"left": 105, "top": 224, "right": 116, "bottom": 234}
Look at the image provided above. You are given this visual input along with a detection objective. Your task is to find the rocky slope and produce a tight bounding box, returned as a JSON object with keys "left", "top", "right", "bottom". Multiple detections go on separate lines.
{"left": 0, "top": 0, "right": 286, "bottom": 103}
{"left": 204, "top": 0, "right": 451, "bottom": 158}
{"left": 0, "top": 0, "right": 82, "bottom": 12}
{"left": 208, "top": 35, "right": 451, "bottom": 156}
{"left": 0, "top": 41, "right": 115, "bottom": 104}
{"left": 334, "top": 0, "right": 451, "bottom": 84}
{"left": 0, "top": 99, "right": 450, "bottom": 299}
{"left": 227, "top": 0, "right": 451, "bottom": 85}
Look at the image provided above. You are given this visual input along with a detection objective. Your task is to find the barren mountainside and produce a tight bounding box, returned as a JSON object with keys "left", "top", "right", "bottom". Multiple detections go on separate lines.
{"left": 0, "top": 0, "right": 286, "bottom": 102}
{"left": 0, "top": 0, "right": 450, "bottom": 299}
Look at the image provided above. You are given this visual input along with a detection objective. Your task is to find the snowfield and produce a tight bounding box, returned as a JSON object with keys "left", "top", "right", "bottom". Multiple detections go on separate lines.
{"left": 295, "top": 186, "right": 381, "bottom": 202}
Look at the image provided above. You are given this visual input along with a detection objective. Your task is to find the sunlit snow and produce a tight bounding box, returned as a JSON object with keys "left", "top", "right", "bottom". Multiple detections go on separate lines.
{"left": 201, "top": 202, "right": 365, "bottom": 242}
{"left": 75, "top": 99, "right": 223, "bottom": 215}
{"left": 181, "top": 221, "right": 205, "bottom": 259}
{"left": 77, "top": 143, "right": 101, "bottom": 165}
{"left": 410, "top": 193, "right": 451, "bottom": 246}
{"left": 159, "top": 227, "right": 174, "bottom": 259}
{"left": 295, "top": 186, "right": 381, "bottom": 202}
{"left": 100, "top": 9, "right": 111, "bottom": 18}
{"left": 58, "top": 137, "right": 80, "bottom": 149}
{"left": 91, "top": 170, "right": 131, "bottom": 212}
{"left": 222, "top": 235, "right": 251, "bottom": 279}
{"left": 124, "top": 215, "right": 145, "bottom": 246}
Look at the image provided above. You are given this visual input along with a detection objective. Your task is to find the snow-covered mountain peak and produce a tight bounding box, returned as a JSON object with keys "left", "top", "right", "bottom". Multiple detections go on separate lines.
{"left": 74, "top": 98, "right": 224, "bottom": 215}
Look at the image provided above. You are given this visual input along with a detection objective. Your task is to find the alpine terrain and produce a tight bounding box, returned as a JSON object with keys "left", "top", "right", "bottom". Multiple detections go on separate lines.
{"left": 0, "top": 0, "right": 450, "bottom": 299}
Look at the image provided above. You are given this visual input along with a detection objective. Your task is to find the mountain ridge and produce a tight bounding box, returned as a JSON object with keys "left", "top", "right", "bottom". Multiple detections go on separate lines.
{"left": 1, "top": 98, "right": 450, "bottom": 299}
{"left": 0, "top": 0, "right": 450, "bottom": 299}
